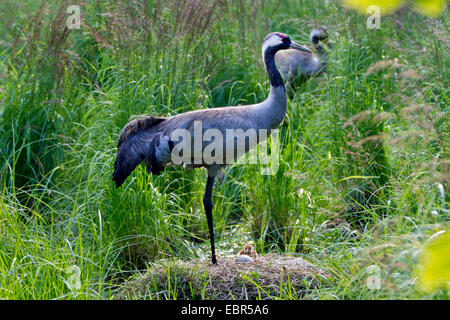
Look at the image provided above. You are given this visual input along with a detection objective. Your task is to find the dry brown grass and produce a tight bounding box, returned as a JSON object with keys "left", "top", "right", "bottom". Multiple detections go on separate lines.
{"left": 115, "top": 254, "right": 330, "bottom": 300}
{"left": 365, "top": 58, "right": 405, "bottom": 76}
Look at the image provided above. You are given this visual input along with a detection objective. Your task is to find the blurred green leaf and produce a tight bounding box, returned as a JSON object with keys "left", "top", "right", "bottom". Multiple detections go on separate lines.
{"left": 343, "top": 0, "right": 405, "bottom": 14}
{"left": 342, "top": 0, "right": 445, "bottom": 16}
{"left": 417, "top": 229, "right": 450, "bottom": 293}
{"left": 413, "top": 0, "right": 445, "bottom": 17}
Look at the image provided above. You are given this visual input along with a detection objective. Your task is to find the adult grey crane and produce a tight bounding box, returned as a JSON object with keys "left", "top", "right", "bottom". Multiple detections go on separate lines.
{"left": 275, "top": 27, "right": 331, "bottom": 95}
{"left": 112, "top": 32, "right": 311, "bottom": 264}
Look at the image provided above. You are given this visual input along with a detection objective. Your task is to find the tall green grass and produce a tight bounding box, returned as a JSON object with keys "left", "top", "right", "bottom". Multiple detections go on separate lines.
{"left": 0, "top": 0, "right": 448, "bottom": 299}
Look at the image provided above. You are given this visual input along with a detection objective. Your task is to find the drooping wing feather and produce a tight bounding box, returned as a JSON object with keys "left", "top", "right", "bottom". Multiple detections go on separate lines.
{"left": 117, "top": 116, "right": 166, "bottom": 147}
{"left": 113, "top": 116, "right": 167, "bottom": 187}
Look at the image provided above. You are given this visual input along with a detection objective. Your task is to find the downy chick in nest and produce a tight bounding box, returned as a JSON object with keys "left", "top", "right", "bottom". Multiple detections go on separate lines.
{"left": 237, "top": 243, "right": 258, "bottom": 260}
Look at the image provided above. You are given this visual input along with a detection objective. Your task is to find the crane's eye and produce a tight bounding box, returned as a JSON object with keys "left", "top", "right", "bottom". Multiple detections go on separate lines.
{"left": 278, "top": 33, "right": 289, "bottom": 42}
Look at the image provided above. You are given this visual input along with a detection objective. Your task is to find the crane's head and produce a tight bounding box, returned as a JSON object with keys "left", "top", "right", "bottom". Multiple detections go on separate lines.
{"left": 310, "top": 27, "right": 332, "bottom": 49}
{"left": 262, "top": 32, "right": 311, "bottom": 59}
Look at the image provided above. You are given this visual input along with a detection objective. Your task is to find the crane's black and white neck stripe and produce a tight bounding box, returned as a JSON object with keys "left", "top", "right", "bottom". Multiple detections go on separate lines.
{"left": 262, "top": 32, "right": 292, "bottom": 89}
{"left": 257, "top": 32, "right": 312, "bottom": 129}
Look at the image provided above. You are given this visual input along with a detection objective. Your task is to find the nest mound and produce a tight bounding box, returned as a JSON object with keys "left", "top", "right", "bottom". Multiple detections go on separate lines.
{"left": 115, "top": 254, "right": 330, "bottom": 300}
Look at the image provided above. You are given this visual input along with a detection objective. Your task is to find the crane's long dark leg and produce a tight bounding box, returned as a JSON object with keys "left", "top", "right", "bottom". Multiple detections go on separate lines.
{"left": 203, "top": 175, "right": 217, "bottom": 264}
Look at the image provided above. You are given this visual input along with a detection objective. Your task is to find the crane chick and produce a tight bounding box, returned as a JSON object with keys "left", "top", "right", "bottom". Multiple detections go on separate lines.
{"left": 236, "top": 244, "right": 258, "bottom": 263}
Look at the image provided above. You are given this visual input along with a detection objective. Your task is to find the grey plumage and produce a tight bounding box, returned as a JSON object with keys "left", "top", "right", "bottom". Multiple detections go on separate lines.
{"left": 113, "top": 32, "right": 311, "bottom": 264}
{"left": 113, "top": 116, "right": 167, "bottom": 186}
{"left": 275, "top": 27, "right": 331, "bottom": 91}
{"left": 113, "top": 88, "right": 287, "bottom": 183}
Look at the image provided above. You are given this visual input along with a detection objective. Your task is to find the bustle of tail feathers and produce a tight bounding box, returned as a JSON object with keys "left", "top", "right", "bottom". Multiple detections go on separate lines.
{"left": 117, "top": 116, "right": 166, "bottom": 147}
{"left": 113, "top": 115, "right": 167, "bottom": 188}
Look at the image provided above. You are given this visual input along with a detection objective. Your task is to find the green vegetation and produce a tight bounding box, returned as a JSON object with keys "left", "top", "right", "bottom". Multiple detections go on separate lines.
{"left": 0, "top": 0, "right": 448, "bottom": 299}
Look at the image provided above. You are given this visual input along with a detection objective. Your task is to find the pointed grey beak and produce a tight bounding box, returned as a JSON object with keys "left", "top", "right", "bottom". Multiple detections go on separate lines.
{"left": 290, "top": 41, "right": 312, "bottom": 53}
